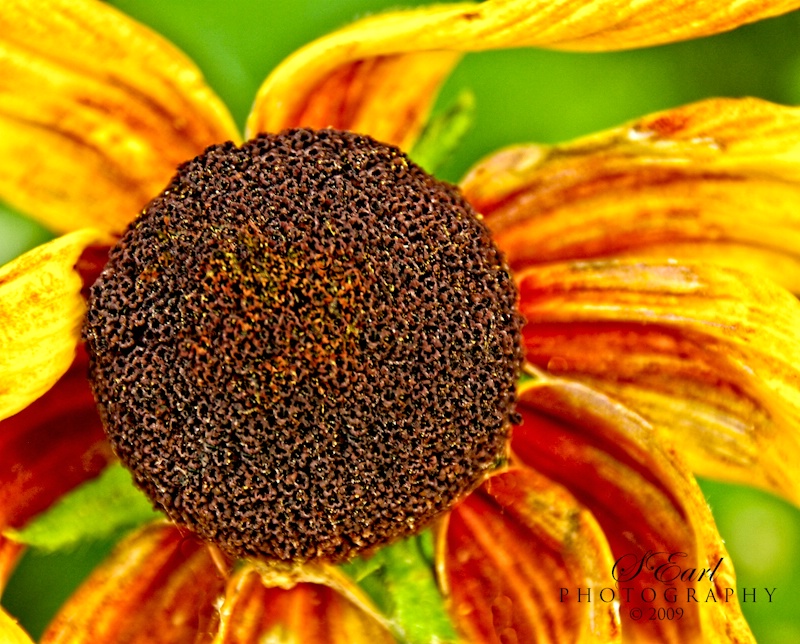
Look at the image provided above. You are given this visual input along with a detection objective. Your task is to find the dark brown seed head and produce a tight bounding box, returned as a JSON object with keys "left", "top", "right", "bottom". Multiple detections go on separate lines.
{"left": 83, "top": 128, "right": 523, "bottom": 564}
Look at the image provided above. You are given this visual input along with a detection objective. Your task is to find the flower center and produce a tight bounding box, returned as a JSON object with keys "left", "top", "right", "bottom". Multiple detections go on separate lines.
{"left": 83, "top": 128, "right": 523, "bottom": 563}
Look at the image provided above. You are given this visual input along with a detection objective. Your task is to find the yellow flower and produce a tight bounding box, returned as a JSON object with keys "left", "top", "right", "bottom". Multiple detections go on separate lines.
{"left": 2, "top": 1, "right": 800, "bottom": 643}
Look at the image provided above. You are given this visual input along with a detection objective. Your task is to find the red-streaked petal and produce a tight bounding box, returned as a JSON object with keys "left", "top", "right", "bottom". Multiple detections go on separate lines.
{"left": 514, "top": 379, "right": 754, "bottom": 643}
{"left": 214, "top": 568, "right": 396, "bottom": 644}
{"left": 439, "top": 467, "right": 620, "bottom": 643}
{"left": 517, "top": 260, "right": 800, "bottom": 506}
{"left": 462, "top": 98, "right": 800, "bottom": 292}
{"left": 0, "top": 230, "right": 106, "bottom": 422}
{"left": 41, "top": 523, "right": 223, "bottom": 644}
{"left": 248, "top": 1, "right": 800, "bottom": 149}
{"left": 0, "top": 0, "right": 239, "bottom": 235}
{"left": 0, "top": 607, "right": 34, "bottom": 644}
{"left": 0, "top": 345, "right": 110, "bottom": 530}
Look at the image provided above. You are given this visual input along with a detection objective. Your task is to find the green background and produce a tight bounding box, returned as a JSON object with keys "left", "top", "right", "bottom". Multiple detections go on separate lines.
{"left": 3, "top": 1, "right": 800, "bottom": 642}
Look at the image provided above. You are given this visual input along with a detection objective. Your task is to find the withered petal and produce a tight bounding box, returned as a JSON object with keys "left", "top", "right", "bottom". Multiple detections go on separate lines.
{"left": 439, "top": 466, "right": 620, "bottom": 643}
{"left": 41, "top": 523, "right": 223, "bottom": 644}
{"left": 517, "top": 259, "right": 800, "bottom": 506}
{"left": 214, "top": 567, "right": 395, "bottom": 644}
{"left": 514, "top": 379, "right": 754, "bottom": 643}
{"left": 462, "top": 98, "right": 800, "bottom": 292}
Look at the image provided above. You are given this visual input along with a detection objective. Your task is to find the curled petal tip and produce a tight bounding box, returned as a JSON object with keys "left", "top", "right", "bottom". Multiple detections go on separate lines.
{"left": 249, "top": 2, "right": 800, "bottom": 149}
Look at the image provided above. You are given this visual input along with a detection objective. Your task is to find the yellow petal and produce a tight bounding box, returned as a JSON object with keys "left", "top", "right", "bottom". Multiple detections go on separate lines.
{"left": 42, "top": 523, "right": 223, "bottom": 644}
{"left": 0, "top": 230, "right": 106, "bottom": 421}
{"left": 0, "top": 607, "right": 34, "bottom": 644}
{"left": 462, "top": 98, "right": 800, "bottom": 292}
{"left": 214, "top": 567, "right": 395, "bottom": 644}
{"left": 517, "top": 260, "right": 800, "bottom": 506}
{"left": 0, "top": 0, "right": 239, "bottom": 235}
{"left": 514, "top": 379, "right": 754, "bottom": 643}
{"left": 248, "top": 1, "right": 800, "bottom": 149}
{"left": 439, "top": 467, "right": 620, "bottom": 643}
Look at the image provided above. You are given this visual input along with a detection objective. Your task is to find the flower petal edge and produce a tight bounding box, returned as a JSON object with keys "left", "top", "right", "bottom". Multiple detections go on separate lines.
{"left": 0, "top": 0, "right": 240, "bottom": 235}
{"left": 0, "top": 230, "right": 106, "bottom": 421}
{"left": 463, "top": 97, "right": 800, "bottom": 292}
{"left": 247, "top": 1, "right": 800, "bottom": 149}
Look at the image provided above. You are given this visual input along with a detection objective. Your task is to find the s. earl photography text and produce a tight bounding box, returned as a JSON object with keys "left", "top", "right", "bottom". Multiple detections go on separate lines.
{"left": 559, "top": 551, "right": 778, "bottom": 623}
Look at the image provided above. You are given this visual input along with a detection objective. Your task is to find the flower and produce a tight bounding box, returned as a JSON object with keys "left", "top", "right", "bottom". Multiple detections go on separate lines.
{"left": 2, "top": 0, "right": 800, "bottom": 643}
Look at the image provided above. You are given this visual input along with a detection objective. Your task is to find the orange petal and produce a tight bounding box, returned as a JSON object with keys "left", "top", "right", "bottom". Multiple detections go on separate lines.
{"left": 214, "top": 567, "right": 395, "bottom": 644}
{"left": 514, "top": 379, "right": 754, "bottom": 643}
{"left": 439, "top": 467, "right": 620, "bottom": 643}
{"left": 248, "top": 1, "right": 800, "bottom": 149}
{"left": 42, "top": 523, "right": 223, "bottom": 644}
{"left": 0, "top": 230, "right": 106, "bottom": 421}
{"left": 462, "top": 98, "right": 800, "bottom": 292}
{"left": 517, "top": 260, "right": 800, "bottom": 506}
{"left": 0, "top": 607, "right": 34, "bottom": 644}
{"left": 0, "top": 345, "right": 110, "bottom": 531}
{"left": 0, "top": 535, "right": 24, "bottom": 595}
{"left": 0, "top": 0, "right": 239, "bottom": 235}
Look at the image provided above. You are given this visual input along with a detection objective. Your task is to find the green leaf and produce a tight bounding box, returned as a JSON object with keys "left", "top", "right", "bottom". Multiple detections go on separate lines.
{"left": 341, "top": 530, "right": 458, "bottom": 644}
{"left": 5, "top": 464, "right": 162, "bottom": 551}
{"left": 410, "top": 90, "right": 476, "bottom": 176}
{"left": 0, "top": 199, "right": 54, "bottom": 265}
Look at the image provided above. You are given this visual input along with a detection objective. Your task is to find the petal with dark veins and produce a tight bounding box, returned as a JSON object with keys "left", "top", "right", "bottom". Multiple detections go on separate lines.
{"left": 0, "top": 0, "right": 239, "bottom": 234}
{"left": 463, "top": 98, "right": 800, "bottom": 292}
{"left": 439, "top": 467, "right": 620, "bottom": 643}
{"left": 248, "top": 1, "right": 800, "bottom": 149}
{"left": 513, "top": 379, "right": 755, "bottom": 643}
{"left": 41, "top": 523, "right": 224, "bottom": 644}
{"left": 517, "top": 260, "right": 800, "bottom": 506}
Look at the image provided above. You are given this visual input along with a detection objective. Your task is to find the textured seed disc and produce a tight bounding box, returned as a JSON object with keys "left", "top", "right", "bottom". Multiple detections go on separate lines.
{"left": 83, "top": 128, "right": 523, "bottom": 563}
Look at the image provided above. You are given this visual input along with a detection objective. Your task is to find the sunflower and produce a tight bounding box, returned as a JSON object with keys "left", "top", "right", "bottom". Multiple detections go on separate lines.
{"left": 2, "top": 0, "right": 800, "bottom": 643}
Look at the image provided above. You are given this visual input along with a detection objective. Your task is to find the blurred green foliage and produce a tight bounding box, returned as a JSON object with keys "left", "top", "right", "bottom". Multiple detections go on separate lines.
{"left": 3, "top": 1, "right": 800, "bottom": 642}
